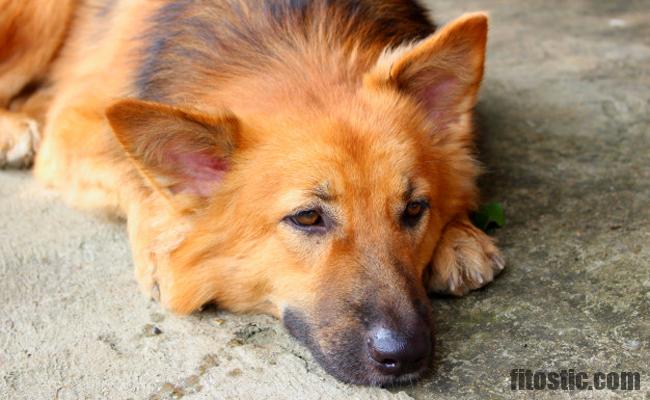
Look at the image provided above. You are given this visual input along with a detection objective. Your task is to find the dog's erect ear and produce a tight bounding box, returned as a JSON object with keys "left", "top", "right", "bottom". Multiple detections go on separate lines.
{"left": 106, "top": 99, "right": 239, "bottom": 199}
{"left": 365, "top": 12, "right": 488, "bottom": 131}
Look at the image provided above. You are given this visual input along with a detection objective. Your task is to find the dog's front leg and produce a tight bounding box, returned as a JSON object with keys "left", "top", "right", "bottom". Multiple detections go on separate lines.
{"left": 428, "top": 217, "right": 505, "bottom": 296}
{"left": 127, "top": 193, "right": 193, "bottom": 307}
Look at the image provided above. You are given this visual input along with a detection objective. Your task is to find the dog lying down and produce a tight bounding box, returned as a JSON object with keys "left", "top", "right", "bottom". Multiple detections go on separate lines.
{"left": 0, "top": 0, "right": 504, "bottom": 385}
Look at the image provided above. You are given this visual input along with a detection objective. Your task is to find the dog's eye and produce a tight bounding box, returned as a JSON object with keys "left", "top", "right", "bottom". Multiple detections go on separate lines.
{"left": 293, "top": 210, "right": 321, "bottom": 226}
{"left": 287, "top": 210, "right": 326, "bottom": 232}
{"left": 402, "top": 200, "right": 428, "bottom": 227}
{"left": 406, "top": 202, "right": 423, "bottom": 217}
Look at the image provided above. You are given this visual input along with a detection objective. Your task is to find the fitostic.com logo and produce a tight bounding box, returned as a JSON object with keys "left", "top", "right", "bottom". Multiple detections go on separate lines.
{"left": 510, "top": 369, "right": 642, "bottom": 391}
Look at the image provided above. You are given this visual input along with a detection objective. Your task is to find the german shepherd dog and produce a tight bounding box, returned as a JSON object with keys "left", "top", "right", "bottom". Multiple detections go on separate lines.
{"left": 0, "top": 0, "right": 504, "bottom": 385}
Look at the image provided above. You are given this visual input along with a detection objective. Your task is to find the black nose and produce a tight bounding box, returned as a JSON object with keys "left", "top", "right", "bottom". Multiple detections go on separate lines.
{"left": 368, "top": 326, "right": 431, "bottom": 375}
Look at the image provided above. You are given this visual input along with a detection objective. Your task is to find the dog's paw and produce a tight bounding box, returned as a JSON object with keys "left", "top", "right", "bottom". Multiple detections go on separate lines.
{"left": 428, "top": 218, "right": 505, "bottom": 296}
{"left": 0, "top": 113, "right": 40, "bottom": 169}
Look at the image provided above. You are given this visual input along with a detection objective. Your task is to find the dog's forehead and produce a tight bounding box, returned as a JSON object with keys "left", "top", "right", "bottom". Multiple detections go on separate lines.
{"left": 275, "top": 134, "right": 430, "bottom": 205}
{"left": 300, "top": 114, "right": 420, "bottom": 166}
{"left": 251, "top": 105, "right": 433, "bottom": 206}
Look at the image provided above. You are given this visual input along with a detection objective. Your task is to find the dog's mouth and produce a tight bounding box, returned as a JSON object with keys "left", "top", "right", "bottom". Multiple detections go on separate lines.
{"left": 282, "top": 307, "right": 433, "bottom": 386}
{"left": 367, "top": 354, "right": 431, "bottom": 387}
{"left": 374, "top": 367, "right": 429, "bottom": 387}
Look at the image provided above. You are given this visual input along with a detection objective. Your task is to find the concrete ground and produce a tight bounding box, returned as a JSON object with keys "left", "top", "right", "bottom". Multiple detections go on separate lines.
{"left": 1, "top": 1, "right": 649, "bottom": 399}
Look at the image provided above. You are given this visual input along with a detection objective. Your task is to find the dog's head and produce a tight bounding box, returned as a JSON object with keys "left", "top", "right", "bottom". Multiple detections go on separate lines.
{"left": 107, "top": 14, "right": 487, "bottom": 385}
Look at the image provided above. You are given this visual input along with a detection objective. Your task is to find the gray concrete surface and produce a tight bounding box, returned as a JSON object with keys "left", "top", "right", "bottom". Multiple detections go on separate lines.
{"left": 1, "top": 1, "right": 649, "bottom": 399}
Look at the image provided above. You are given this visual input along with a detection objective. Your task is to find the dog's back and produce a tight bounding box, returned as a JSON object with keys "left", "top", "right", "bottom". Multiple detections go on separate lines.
{"left": 133, "top": 1, "right": 434, "bottom": 102}
{"left": 41, "top": 0, "right": 435, "bottom": 117}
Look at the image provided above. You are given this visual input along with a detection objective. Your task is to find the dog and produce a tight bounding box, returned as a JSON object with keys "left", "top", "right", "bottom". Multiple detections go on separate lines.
{"left": 0, "top": 0, "right": 504, "bottom": 386}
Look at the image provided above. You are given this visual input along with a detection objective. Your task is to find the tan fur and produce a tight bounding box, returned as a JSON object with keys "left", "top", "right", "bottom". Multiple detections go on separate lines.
{"left": 0, "top": 0, "right": 75, "bottom": 106}
{"left": 0, "top": 0, "right": 504, "bottom": 385}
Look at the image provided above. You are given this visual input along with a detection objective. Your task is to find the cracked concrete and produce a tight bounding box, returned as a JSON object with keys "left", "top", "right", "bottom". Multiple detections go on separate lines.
{"left": 1, "top": 1, "right": 649, "bottom": 399}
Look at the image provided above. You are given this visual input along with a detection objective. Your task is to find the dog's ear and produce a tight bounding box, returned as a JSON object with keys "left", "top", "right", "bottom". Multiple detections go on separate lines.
{"left": 365, "top": 12, "right": 488, "bottom": 132}
{"left": 106, "top": 99, "right": 238, "bottom": 199}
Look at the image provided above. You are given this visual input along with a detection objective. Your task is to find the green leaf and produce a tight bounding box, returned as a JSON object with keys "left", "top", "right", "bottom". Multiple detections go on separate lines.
{"left": 471, "top": 202, "right": 505, "bottom": 233}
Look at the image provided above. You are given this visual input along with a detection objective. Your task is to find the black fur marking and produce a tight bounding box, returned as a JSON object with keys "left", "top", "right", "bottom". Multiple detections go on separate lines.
{"left": 94, "top": 0, "right": 117, "bottom": 18}
{"left": 135, "top": 0, "right": 193, "bottom": 100}
{"left": 283, "top": 307, "right": 370, "bottom": 384}
{"left": 134, "top": 0, "right": 434, "bottom": 102}
{"left": 282, "top": 307, "right": 315, "bottom": 348}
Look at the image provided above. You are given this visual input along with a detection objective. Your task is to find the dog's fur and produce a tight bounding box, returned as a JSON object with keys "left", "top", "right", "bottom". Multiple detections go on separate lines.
{"left": 0, "top": 0, "right": 504, "bottom": 385}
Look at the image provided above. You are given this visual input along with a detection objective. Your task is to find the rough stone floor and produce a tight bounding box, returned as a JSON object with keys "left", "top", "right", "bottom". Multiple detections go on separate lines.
{"left": 1, "top": 1, "right": 648, "bottom": 399}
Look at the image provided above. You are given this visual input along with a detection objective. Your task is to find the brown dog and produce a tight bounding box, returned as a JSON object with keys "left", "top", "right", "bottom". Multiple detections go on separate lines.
{"left": 0, "top": 0, "right": 504, "bottom": 385}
